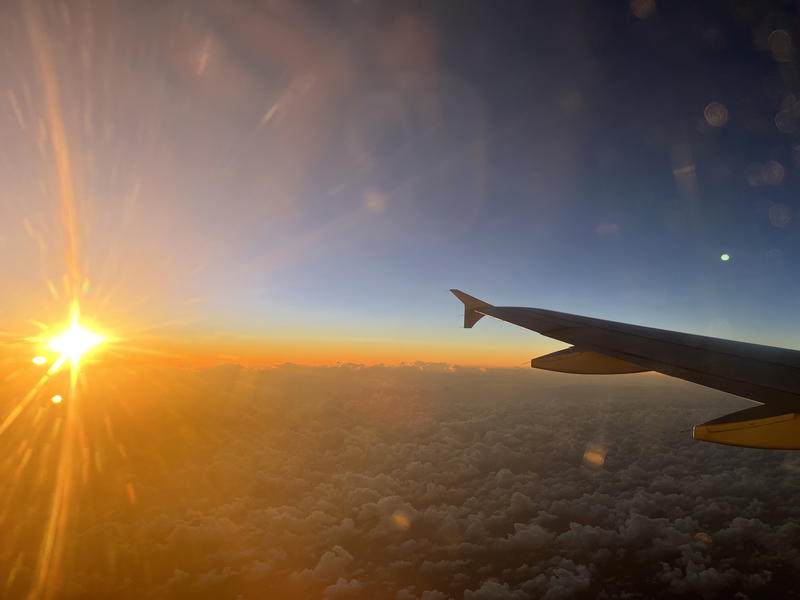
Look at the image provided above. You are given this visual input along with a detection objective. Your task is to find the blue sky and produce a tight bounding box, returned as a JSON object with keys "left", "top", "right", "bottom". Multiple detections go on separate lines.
{"left": 3, "top": 0, "right": 800, "bottom": 364}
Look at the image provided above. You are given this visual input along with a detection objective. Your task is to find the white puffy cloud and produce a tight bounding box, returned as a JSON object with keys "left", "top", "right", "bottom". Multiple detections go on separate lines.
{"left": 323, "top": 577, "right": 363, "bottom": 599}
{"left": 464, "top": 580, "right": 528, "bottom": 599}
{"left": 292, "top": 546, "right": 354, "bottom": 582}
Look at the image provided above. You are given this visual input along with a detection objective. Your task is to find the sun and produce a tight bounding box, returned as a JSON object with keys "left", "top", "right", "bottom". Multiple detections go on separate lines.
{"left": 47, "top": 318, "right": 105, "bottom": 366}
{"left": 27, "top": 304, "right": 110, "bottom": 374}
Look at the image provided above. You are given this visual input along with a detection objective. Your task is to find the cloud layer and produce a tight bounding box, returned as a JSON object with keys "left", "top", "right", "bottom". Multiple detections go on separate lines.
{"left": 6, "top": 364, "right": 800, "bottom": 599}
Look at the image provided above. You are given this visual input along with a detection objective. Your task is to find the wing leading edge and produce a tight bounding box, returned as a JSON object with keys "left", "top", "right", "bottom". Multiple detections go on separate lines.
{"left": 451, "top": 289, "right": 800, "bottom": 449}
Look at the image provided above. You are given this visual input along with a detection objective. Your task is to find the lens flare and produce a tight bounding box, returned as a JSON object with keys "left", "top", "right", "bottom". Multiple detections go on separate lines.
{"left": 47, "top": 318, "right": 105, "bottom": 366}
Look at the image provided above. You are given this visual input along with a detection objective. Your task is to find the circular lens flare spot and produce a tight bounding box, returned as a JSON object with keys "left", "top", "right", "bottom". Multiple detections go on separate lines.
{"left": 720, "top": 253, "right": 730, "bottom": 261}
{"left": 51, "top": 394, "right": 63, "bottom": 404}
{"left": 48, "top": 319, "right": 105, "bottom": 365}
{"left": 32, "top": 356, "right": 47, "bottom": 365}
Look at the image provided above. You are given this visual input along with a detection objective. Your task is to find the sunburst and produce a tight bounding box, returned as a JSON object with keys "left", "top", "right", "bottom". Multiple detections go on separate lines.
{"left": 46, "top": 315, "right": 105, "bottom": 369}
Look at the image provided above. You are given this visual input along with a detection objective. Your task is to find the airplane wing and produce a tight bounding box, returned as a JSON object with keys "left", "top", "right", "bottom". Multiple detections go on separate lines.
{"left": 451, "top": 289, "right": 800, "bottom": 449}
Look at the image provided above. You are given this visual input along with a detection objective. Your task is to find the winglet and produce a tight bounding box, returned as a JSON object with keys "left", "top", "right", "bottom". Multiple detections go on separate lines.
{"left": 450, "top": 289, "right": 493, "bottom": 328}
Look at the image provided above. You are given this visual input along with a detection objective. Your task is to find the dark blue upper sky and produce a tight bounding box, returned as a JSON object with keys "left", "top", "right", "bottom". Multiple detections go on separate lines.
{"left": 273, "top": 0, "right": 800, "bottom": 359}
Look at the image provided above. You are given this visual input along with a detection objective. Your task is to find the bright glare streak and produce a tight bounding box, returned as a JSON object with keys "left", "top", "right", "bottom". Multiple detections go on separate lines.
{"left": 33, "top": 356, "right": 47, "bottom": 365}
{"left": 50, "top": 394, "right": 63, "bottom": 404}
{"left": 47, "top": 319, "right": 105, "bottom": 366}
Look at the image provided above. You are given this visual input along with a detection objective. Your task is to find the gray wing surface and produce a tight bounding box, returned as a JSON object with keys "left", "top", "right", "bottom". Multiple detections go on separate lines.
{"left": 451, "top": 289, "right": 800, "bottom": 411}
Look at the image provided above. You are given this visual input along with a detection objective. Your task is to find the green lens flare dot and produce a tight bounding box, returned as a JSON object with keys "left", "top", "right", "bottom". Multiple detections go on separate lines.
{"left": 720, "top": 253, "right": 730, "bottom": 261}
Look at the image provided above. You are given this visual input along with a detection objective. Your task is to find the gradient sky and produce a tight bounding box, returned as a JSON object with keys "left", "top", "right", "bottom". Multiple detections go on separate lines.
{"left": 3, "top": 0, "right": 800, "bottom": 366}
